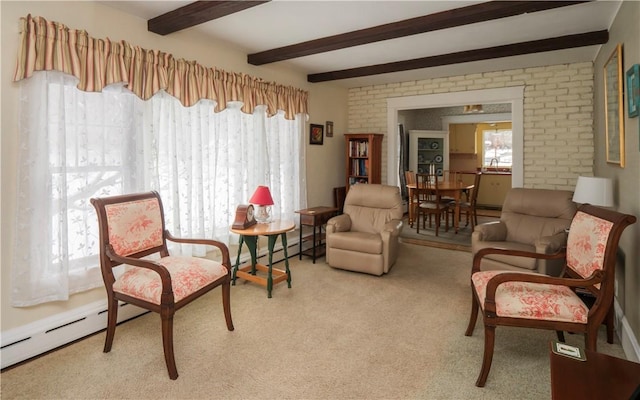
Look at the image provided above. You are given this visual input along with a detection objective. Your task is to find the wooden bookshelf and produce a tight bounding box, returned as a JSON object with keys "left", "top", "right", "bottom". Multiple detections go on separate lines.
{"left": 344, "top": 133, "right": 383, "bottom": 192}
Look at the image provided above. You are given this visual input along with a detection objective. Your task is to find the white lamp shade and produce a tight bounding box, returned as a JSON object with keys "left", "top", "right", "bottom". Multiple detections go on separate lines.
{"left": 572, "top": 176, "right": 613, "bottom": 207}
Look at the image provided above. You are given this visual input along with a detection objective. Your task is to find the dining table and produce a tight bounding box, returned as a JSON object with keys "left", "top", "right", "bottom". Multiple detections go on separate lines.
{"left": 406, "top": 181, "right": 474, "bottom": 233}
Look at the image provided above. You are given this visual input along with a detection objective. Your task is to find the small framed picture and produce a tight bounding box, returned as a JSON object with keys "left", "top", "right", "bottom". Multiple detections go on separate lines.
{"left": 310, "top": 124, "right": 324, "bottom": 145}
{"left": 326, "top": 121, "right": 334, "bottom": 137}
{"left": 626, "top": 64, "right": 639, "bottom": 118}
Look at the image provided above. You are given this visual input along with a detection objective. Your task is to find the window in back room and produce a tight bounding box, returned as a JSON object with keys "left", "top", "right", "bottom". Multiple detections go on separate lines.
{"left": 478, "top": 122, "right": 513, "bottom": 169}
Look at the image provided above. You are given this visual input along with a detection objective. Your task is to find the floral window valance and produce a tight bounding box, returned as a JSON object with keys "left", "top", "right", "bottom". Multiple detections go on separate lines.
{"left": 12, "top": 14, "right": 308, "bottom": 119}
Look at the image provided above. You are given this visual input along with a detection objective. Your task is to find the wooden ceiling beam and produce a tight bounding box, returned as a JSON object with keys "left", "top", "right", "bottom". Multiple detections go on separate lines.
{"left": 248, "top": 1, "right": 588, "bottom": 65}
{"left": 307, "top": 30, "right": 608, "bottom": 83}
{"left": 148, "top": 1, "right": 270, "bottom": 36}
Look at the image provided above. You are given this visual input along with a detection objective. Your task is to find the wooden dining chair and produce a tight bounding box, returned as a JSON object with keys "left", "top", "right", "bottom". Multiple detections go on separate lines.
{"left": 415, "top": 172, "right": 450, "bottom": 236}
{"left": 457, "top": 171, "right": 482, "bottom": 229}
{"left": 91, "top": 191, "right": 234, "bottom": 380}
{"left": 465, "top": 204, "right": 636, "bottom": 387}
{"left": 404, "top": 170, "right": 416, "bottom": 186}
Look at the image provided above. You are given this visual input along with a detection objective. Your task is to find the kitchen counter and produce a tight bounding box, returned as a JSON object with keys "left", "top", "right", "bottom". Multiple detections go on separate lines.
{"left": 479, "top": 169, "right": 512, "bottom": 175}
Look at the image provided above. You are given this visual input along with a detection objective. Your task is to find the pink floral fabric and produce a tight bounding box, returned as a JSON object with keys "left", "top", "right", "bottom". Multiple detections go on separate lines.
{"left": 105, "top": 198, "right": 163, "bottom": 256}
{"left": 566, "top": 211, "right": 613, "bottom": 283}
{"left": 113, "top": 256, "right": 228, "bottom": 304}
{"left": 472, "top": 270, "right": 589, "bottom": 323}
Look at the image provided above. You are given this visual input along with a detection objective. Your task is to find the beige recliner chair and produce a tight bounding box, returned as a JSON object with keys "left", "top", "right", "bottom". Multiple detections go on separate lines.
{"left": 471, "top": 188, "right": 577, "bottom": 276}
{"left": 325, "top": 184, "right": 404, "bottom": 276}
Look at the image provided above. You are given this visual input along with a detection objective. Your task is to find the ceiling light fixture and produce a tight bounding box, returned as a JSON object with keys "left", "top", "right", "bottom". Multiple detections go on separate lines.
{"left": 463, "top": 104, "right": 483, "bottom": 114}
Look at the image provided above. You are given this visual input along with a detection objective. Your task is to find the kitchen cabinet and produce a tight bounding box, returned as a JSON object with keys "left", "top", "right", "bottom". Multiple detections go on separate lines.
{"left": 477, "top": 173, "right": 512, "bottom": 208}
{"left": 449, "top": 124, "right": 476, "bottom": 153}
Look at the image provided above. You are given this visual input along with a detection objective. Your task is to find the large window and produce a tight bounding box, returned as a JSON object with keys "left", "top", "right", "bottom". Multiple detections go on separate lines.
{"left": 479, "top": 122, "right": 513, "bottom": 169}
{"left": 13, "top": 71, "right": 306, "bottom": 306}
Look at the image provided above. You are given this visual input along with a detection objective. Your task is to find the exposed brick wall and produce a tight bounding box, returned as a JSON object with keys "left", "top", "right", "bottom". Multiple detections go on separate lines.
{"left": 347, "top": 62, "right": 594, "bottom": 190}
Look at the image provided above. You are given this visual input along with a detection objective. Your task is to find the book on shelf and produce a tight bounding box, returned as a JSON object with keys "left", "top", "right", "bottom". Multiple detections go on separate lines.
{"left": 349, "top": 140, "right": 369, "bottom": 157}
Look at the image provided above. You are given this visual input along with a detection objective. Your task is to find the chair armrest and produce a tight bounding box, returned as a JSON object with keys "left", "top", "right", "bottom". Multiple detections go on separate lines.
{"left": 165, "top": 230, "right": 231, "bottom": 271}
{"left": 473, "top": 221, "right": 507, "bottom": 241}
{"left": 382, "top": 219, "right": 403, "bottom": 236}
{"left": 105, "top": 245, "right": 173, "bottom": 293}
{"left": 535, "top": 232, "right": 567, "bottom": 255}
{"left": 326, "top": 214, "right": 352, "bottom": 233}
{"left": 472, "top": 246, "right": 566, "bottom": 273}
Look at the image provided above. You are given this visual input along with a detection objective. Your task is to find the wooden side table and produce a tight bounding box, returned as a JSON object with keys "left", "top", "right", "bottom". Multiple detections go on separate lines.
{"left": 295, "top": 206, "right": 339, "bottom": 263}
{"left": 549, "top": 342, "right": 640, "bottom": 399}
{"left": 230, "top": 220, "right": 295, "bottom": 298}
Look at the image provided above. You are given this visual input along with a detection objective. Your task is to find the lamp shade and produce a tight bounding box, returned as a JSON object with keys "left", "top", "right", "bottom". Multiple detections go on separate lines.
{"left": 249, "top": 186, "right": 274, "bottom": 206}
{"left": 572, "top": 176, "right": 613, "bottom": 207}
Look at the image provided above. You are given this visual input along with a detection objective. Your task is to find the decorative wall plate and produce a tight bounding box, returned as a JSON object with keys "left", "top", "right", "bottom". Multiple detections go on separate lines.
{"left": 434, "top": 155, "right": 443, "bottom": 163}
{"left": 430, "top": 142, "right": 439, "bottom": 149}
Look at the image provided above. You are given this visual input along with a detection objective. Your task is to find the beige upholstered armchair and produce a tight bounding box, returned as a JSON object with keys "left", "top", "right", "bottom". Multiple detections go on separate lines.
{"left": 325, "top": 184, "right": 404, "bottom": 276}
{"left": 471, "top": 188, "right": 577, "bottom": 276}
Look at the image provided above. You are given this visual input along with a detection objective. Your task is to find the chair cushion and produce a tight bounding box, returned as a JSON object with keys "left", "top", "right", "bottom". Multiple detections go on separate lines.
{"left": 567, "top": 211, "right": 614, "bottom": 283}
{"left": 105, "top": 198, "right": 164, "bottom": 256}
{"left": 343, "top": 184, "right": 404, "bottom": 233}
{"left": 327, "top": 231, "right": 382, "bottom": 254}
{"left": 472, "top": 270, "right": 589, "bottom": 323}
{"left": 113, "top": 256, "right": 228, "bottom": 304}
{"left": 500, "top": 188, "right": 576, "bottom": 245}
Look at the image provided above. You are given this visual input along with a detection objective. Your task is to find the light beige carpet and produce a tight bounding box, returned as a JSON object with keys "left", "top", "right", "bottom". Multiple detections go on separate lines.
{"left": 1, "top": 243, "right": 625, "bottom": 399}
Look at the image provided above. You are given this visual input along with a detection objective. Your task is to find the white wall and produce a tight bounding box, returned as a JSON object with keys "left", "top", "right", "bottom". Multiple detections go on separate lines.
{"left": 593, "top": 0, "right": 640, "bottom": 360}
{"left": 1, "top": 1, "right": 347, "bottom": 331}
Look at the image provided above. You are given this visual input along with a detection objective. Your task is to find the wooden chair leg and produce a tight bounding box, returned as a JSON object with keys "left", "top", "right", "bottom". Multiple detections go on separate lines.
{"left": 104, "top": 297, "right": 118, "bottom": 353}
{"left": 465, "top": 293, "right": 479, "bottom": 336}
{"left": 161, "top": 312, "right": 178, "bottom": 380}
{"left": 445, "top": 210, "right": 449, "bottom": 232}
{"left": 222, "top": 281, "right": 234, "bottom": 331}
{"left": 476, "top": 325, "right": 496, "bottom": 387}
{"left": 585, "top": 327, "right": 599, "bottom": 352}
{"left": 605, "top": 304, "right": 614, "bottom": 344}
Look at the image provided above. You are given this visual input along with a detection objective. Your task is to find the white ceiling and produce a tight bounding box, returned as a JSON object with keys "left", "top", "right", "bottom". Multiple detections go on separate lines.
{"left": 99, "top": 0, "right": 621, "bottom": 88}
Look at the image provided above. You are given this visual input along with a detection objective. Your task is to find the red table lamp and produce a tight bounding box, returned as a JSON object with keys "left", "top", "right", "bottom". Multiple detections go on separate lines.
{"left": 249, "top": 186, "right": 274, "bottom": 223}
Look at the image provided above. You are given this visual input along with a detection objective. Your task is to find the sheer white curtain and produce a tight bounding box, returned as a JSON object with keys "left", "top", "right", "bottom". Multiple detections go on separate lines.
{"left": 141, "top": 91, "right": 307, "bottom": 253}
{"left": 12, "top": 71, "right": 306, "bottom": 306}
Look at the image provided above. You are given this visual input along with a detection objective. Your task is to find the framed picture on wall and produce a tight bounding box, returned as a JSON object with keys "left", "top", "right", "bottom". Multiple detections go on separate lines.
{"left": 310, "top": 124, "right": 324, "bottom": 145}
{"left": 326, "top": 121, "right": 334, "bottom": 137}
{"left": 603, "top": 44, "right": 625, "bottom": 167}
{"left": 626, "top": 64, "right": 639, "bottom": 118}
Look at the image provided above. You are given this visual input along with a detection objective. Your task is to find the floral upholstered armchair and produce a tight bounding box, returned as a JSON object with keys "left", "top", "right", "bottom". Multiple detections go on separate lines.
{"left": 465, "top": 204, "right": 636, "bottom": 387}
{"left": 91, "top": 191, "right": 234, "bottom": 380}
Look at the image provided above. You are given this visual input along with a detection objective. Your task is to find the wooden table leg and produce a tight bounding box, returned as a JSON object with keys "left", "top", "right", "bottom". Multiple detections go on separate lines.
{"left": 266, "top": 235, "right": 277, "bottom": 298}
{"left": 280, "top": 233, "right": 292, "bottom": 288}
{"left": 454, "top": 191, "right": 461, "bottom": 234}
{"left": 233, "top": 235, "right": 258, "bottom": 285}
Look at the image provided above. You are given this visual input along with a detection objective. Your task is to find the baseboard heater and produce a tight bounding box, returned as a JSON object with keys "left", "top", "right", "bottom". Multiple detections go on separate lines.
{"left": 1, "top": 239, "right": 301, "bottom": 370}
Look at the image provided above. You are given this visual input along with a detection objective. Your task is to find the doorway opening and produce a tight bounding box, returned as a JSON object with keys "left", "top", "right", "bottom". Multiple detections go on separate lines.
{"left": 386, "top": 87, "right": 524, "bottom": 188}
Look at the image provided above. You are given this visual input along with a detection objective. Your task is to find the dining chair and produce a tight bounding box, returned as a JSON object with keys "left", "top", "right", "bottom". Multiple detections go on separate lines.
{"left": 415, "top": 172, "right": 450, "bottom": 236}
{"left": 404, "top": 170, "right": 416, "bottom": 186}
{"left": 91, "top": 191, "right": 234, "bottom": 380}
{"left": 465, "top": 204, "right": 636, "bottom": 387}
{"left": 456, "top": 171, "right": 482, "bottom": 229}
